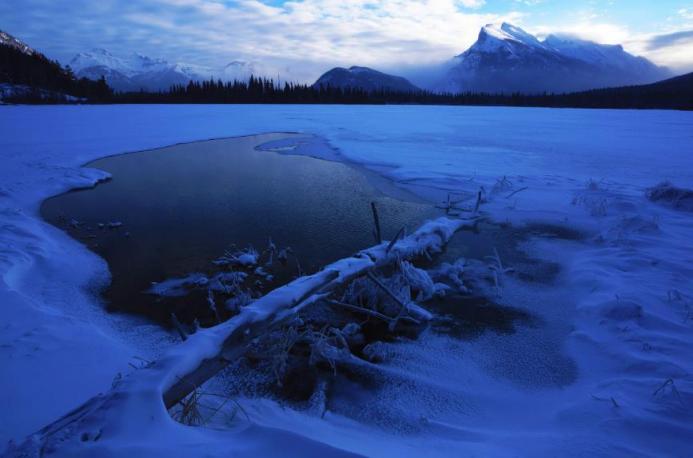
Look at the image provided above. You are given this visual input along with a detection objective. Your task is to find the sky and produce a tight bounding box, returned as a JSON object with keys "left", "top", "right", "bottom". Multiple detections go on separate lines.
{"left": 2, "top": 0, "right": 693, "bottom": 82}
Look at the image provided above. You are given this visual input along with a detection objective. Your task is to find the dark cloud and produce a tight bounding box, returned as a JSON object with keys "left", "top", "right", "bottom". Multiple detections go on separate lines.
{"left": 644, "top": 30, "right": 693, "bottom": 50}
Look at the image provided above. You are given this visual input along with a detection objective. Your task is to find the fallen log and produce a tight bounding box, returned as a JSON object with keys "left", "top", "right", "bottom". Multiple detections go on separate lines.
{"left": 8, "top": 216, "right": 469, "bottom": 457}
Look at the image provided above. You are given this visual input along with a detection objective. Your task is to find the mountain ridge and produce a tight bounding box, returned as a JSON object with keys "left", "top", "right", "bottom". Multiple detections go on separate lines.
{"left": 69, "top": 48, "right": 269, "bottom": 92}
{"left": 313, "top": 66, "right": 419, "bottom": 93}
{"left": 0, "top": 30, "right": 112, "bottom": 102}
{"left": 0, "top": 30, "right": 35, "bottom": 55}
{"left": 438, "top": 22, "right": 670, "bottom": 94}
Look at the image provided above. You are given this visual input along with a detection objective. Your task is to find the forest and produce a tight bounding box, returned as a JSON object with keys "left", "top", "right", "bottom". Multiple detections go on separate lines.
{"left": 1, "top": 41, "right": 691, "bottom": 109}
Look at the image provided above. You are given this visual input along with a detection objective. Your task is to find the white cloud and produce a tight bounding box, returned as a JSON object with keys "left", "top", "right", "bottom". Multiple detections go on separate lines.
{"left": 530, "top": 17, "right": 693, "bottom": 72}
{"left": 627, "top": 29, "right": 693, "bottom": 72}
{"left": 679, "top": 8, "right": 693, "bottom": 20}
{"left": 1, "top": 0, "right": 523, "bottom": 82}
{"left": 2, "top": 0, "right": 692, "bottom": 81}
{"left": 532, "top": 22, "right": 631, "bottom": 45}
{"left": 458, "top": 0, "right": 486, "bottom": 8}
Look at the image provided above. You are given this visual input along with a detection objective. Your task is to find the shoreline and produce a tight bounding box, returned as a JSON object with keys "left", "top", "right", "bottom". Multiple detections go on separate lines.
{"left": 2, "top": 105, "right": 692, "bottom": 456}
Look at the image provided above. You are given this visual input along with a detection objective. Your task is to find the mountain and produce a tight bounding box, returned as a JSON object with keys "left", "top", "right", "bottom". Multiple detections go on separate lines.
{"left": 0, "top": 30, "right": 35, "bottom": 55}
{"left": 0, "top": 30, "right": 112, "bottom": 103}
{"left": 69, "top": 49, "right": 276, "bottom": 92}
{"left": 220, "top": 60, "right": 263, "bottom": 82}
{"left": 439, "top": 23, "right": 670, "bottom": 94}
{"left": 69, "top": 49, "right": 201, "bottom": 92}
{"left": 313, "top": 66, "right": 420, "bottom": 92}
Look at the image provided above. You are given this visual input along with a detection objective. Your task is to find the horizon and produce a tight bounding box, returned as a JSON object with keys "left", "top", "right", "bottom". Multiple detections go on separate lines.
{"left": 2, "top": 1, "right": 693, "bottom": 84}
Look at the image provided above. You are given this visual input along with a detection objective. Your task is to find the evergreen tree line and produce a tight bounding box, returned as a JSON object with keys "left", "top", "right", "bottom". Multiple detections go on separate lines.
{"left": 0, "top": 44, "right": 112, "bottom": 103}
{"left": 113, "top": 75, "right": 693, "bottom": 110}
{"left": 2, "top": 40, "right": 690, "bottom": 110}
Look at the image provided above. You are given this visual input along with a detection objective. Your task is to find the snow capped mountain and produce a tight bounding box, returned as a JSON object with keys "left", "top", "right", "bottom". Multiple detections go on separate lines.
{"left": 543, "top": 34, "right": 661, "bottom": 75}
{"left": 473, "top": 23, "right": 548, "bottom": 53}
{"left": 67, "top": 25, "right": 670, "bottom": 94}
{"left": 313, "top": 66, "right": 420, "bottom": 92}
{"left": 69, "top": 49, "right": 199, "bottom": 91}
{"left": 0, "top": 30, "right": 35, "bottom": 55}
{"left": 439, "top": 23, "right": 670, "bottom": 94}
{"left": 220, "top": 61, "right": 262, "bottom": 82}
{"left": 69, "top": 49, "right": 272, "bottom": 92}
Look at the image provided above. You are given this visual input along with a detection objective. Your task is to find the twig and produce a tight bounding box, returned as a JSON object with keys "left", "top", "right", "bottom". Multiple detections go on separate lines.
{"left": 170, "top": 313, "right": 188, "bottom": 341}
{"left": 366, "top": 272, "right": 406, "bottom": 309}
{"left": 436, "top": 192, "right": 467, "bottom": 213}
{"left": 365, "top": 271, "right": 431, "bottom": 329}
{"left": 653, "top": 378, "right": 684, "bottom": 404}
{"left": 386, "top": 227, "right": 405, "bottom": 253}
{"left": 474, "top": 188, "right": 484, "bottom": 213}
{"left": 328, "top": 299, "right": 420, "bottom": 325}
{"left": 197, "top": 391, "right": 250, "bottom": 423}
{"left": 591, "top": 394, "right": 619, "bottom": 408}
{"left": 371, "top": 202, "right": 382, "bottom": 244}
{"left": 506, "top": 186, "right": 528, "bottom": 199}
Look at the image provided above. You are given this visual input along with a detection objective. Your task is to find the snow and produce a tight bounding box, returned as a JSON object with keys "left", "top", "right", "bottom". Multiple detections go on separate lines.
{"left": 69, "top": 49, "right": 275, "bottom": 90}
{"left": 3, "top": 211, "right": 462, "bottom": 456}
{"left": 482, "top": 23, "right": 543, "bottom": 47}
{"left": 0, "top": 83, "right": 84, "bottom": 103}
{"left": 148, "top": 273, "right": 210, "bottom": 297}
{"left": 476, "top": 22, "right": 547, "bottom": 53}
{"left": 1, "top": 104, "right": 693, "bottom": 456}
{"left": 0, "top": 30, "right": 34, "bottom": 55}
{"left": 543, "top": 34, "right": 658, "bottom": 73}
{"left": 70, "top": 49, "right": 175, "bottom": 78}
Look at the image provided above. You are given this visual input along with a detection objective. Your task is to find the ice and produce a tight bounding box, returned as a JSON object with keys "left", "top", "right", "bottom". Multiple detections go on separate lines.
{"left": 1, "top": 105, "right": 693, "bottom": 456}
{"left": 148, "top": 273, "right": 210, "bottom": 297}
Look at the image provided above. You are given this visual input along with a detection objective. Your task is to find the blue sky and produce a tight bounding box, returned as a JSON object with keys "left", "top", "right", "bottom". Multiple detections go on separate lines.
{"left": 2, "top": 0, "right": 692, "bottom": 81}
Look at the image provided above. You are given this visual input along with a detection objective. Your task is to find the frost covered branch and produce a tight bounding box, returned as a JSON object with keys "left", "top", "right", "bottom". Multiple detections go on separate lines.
{"left": 9, "top": 216, "right": 469, "bottom": 456}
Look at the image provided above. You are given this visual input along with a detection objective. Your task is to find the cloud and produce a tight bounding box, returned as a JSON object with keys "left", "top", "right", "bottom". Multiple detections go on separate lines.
{"left": 532, "top": 22, "right": 631, "bottom": 45}
{"left": 643, "top": 29, "right": 693, "bottom": 50}
{"left": 459, "top": 0, "right": 486, "bottom": 8}
{"left": 628, "top": 29, "right": 693, "bottom": 72}
{"left": 1, "top": 0, "right": 521, "bottom": 82}
{"left": 529, "top": 16, "right": 693, "bottom": 72}
{"left": 679, "top": 8, "right": 693, "bottom": 21}
{"left": 2, "top": 0, "right": 692, "bottom": 81}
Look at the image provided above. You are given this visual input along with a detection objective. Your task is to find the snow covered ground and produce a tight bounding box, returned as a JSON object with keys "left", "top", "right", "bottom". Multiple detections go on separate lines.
{"left": 1, "top": 105, "right": 692, "bottom": 456}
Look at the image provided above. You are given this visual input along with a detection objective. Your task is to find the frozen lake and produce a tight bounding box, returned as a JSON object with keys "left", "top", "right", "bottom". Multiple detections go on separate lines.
{"left": 41, "top": 133, "right": 438, "bottom": 325}
{"left": 3, "top": 105, "right": 693, "bottom": 456}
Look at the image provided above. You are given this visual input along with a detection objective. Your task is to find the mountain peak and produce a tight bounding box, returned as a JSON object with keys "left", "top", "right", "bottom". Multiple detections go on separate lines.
{"left": 0, "top": 30, "right": 35, "bottom": 55}
{"left": 442, "top": 23, "right": 670, "bottom": 94}
{"left": 314, "top": 66, "right": 419, "bottom": 93}
{"left": 473, "top": 23, "right": 546, "bottom": 54}
{"left": 480, "top": 23, "right": 541, "bottom": 45}
{"left": 90, "top": 48, "right": 113, "bottom": 56}
{"left": 544, "top": 34, "right": 622, "bottom": 51}
{"left": 347, "top": 66, "right": 372, "bottom": 73}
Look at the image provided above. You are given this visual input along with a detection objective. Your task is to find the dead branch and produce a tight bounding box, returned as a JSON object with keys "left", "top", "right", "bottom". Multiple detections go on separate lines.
{"left": 371, "top": 201, "right": 382, "bottom": 244}
{"left": 506, "top": 186, "right": 528, "bottom": 199}
{"left": 12, "top": 217, "right": 468, "bottom": 456}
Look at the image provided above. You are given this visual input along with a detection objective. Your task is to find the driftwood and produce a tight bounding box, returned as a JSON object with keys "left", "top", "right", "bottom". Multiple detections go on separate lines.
{"left": 167, "top": 217, "right": 467, "bottom": 407}
{"left": 9, "top": 216, "right": 469, "bottom": 456}
{"left": 164, "top": 286, "right": 332, "bottom": 408}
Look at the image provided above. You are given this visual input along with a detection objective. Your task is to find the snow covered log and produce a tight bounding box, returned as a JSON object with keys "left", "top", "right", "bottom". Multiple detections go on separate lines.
{"left": 8, "top": 216, "right": 468, "bottom": 456}
{"left": 164, "top": 216, "right": 467, "bottom": 407}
